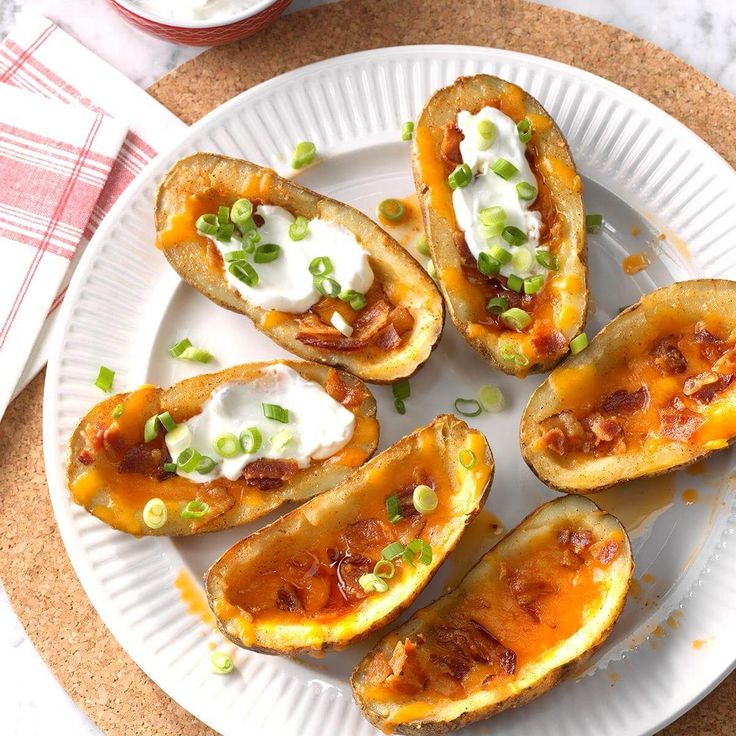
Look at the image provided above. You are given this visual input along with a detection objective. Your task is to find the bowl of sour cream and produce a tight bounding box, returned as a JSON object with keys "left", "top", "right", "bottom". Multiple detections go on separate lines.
{"left": 108, "top": 0, "right": 293, "bottom": 45}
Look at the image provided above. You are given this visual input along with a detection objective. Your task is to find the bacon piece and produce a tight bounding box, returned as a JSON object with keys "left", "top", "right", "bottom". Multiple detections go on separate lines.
{"left": 540, "top": 427, "right": 567, "bottom": 456}
{"left": 532, "top": 329, "right": 567, "bottom": 359}
{"left": 395, "top": 484, "right": 421, "bottom": 519}
{"left": 376, "top": 323, "right": 402, "bottom": 351}
{"left": 390, "top": 306, "right": 414, "bottom": 336}
{"left": 683, "top": 371, "right": 734, "bottom": 404}
{"left": 658, "top": 406, "right": 703, "bottom": 442}
{"left": 241, "top": 458, "right": 299, "bottom": 490}
{"left": 440, "top": 124, "right": 463, "bottom": 166}
{"left": 601, "top": 386, "right": 649, "bottom": 414}
{"left": 504, "top": 570, "right": 556, "bottom": 622}
{"left": 276, "top": 584, "right": 303, "bottom": 612}
{"left": 693, "top": 322, "right": 726, "bottom": 361}
{"left": 334, "top": 553, "right": 372, "bottom": 601}
{"left": 102, "top": 422, "right": 127, "bottom": 457}
{"left": 367, "top": 652, "right": 393, "bottom": 683}
{"left": 595, "top": 541, "right": 620, "bottom": 565}
{"left": 324, "top": 368, "right": 368, "bottom": 408}
{"left": 500, "top": 649, "right": 517, "bottom": 676}
{"left": 560, "top": 548, "right": 584, "bottom": 569}
{"left": 583, "top": 413, "right": 622, "bottom": 444}
{"left": 651, "top": 336, "right": 687, "bottom": 375}
{"left": 570, "top": 529, "right": 593, "bottom": 549}
{"left": 77, "top": 450, "right": 94, "bottom": 466}
{"left": 118, "top": 443, "right": 170, "bottom": 479}
{"left": 432, "top": 619, "right": 516, "bottom": 678}
{"left": 339, "top": 518, "right": 393, "bottom": 556}
{"left": 387, "top": 639, "right": 428, "bottom": 695}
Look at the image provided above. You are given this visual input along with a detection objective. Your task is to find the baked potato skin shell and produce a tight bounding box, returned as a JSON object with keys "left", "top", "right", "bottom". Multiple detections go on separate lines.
{"left": 204, "top": 414, "right": 494, "bottom": 657}
{"left": 411, "top": 74, "right": 587, "bottom": 376}
{"left": 155, "top": 153, "right": 445, "bottom": 384}
{"left": 520, "top": 279, "right": 736, "bottom": 493}
{"left": 66, "top": 360, "right": 378, "bottom": 536}
{"left": 351, "top": 495, "right": 633, "bottom": 735}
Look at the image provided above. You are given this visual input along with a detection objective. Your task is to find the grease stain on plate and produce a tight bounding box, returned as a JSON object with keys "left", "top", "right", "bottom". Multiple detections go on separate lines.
{"left": 175, "top": 567, "right": 216, "bottom": 629}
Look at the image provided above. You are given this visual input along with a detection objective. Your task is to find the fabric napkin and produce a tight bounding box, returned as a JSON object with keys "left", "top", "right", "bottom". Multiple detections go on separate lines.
{"left": 0, "top": 11, "right": 187, "bottom": 413}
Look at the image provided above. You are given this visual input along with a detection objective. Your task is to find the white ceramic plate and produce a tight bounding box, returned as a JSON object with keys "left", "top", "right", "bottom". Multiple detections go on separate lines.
{"left": 44, "top": 46, "right": 736, "bottom": 736}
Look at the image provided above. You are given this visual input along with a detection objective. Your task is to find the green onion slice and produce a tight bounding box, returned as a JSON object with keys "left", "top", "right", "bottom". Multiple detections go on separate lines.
{"left": 289, "top": 215, "right": 309, "bottom": 241}
{"left": 478, "top": 385, "right": 505, "bottom": 412}
{"left": 386, "top": 494, "right": 402, "bottom": 523}
{"left": 502, "top": 225, "right": 527, "bottom": 246}
{"left": 143, "top": 498, "right": 167, "bottom": 530}
{"left": 309, "top": 256, "right": 333, "bottom": 276}
{"left": 358, "top": 573, "right": 389, "bottom": 593}
{"left": 254, "top": 243, "right": 281, "bottom": 264}
{"left": 215, "top": 223, "right": 235, "bottom": 242}
{"left": 179, "top": 346, "right": 213, "bottom": 363}
{"left": 165, "top": 424, "right": 191, "bottom": 456}
{"left": 413, "top": 484, "right": 438, "bottom": 514}
{"left": 570, "top": 333, "right": 589, "bottom": 355}
{"left": 403, "top": 539, "right": 432, "bottom": 566}
{"left": 477, "top": 252, "right": 500, "bottom": 276}
{"left": 314, "top": 276, "right": 340, "bottom": 297}
{"left": 374, "top": 559, "right": 396, "bottom": 579}
{"left": 524, "top": 275, "right": 545, "bottom": 295}
{"left": 95, "top": 365, "right": 115, "bottom": 393}
{"left": 454, "top": 398, "right": 482, "bottom": 417}
{"left": 586, "top": 213, "right": 603, "bottom": 233}
{"left": 416, "top": 235, "right": 430, "bottom": 256}
{"left": 479, "top": 206, "right": 506, "bottom": 238}
{"left": 394, "top": 398, "right": 406, "bottom": 415}
{"left": 489, "top": 245, "right": 511, "bottom": 265}
{"left": 177, "top": 448, "right": 202, "bottom": 473}
{"left": 163, "top": 462, "right": 177, "bottom": 473}
{"left": 143, "top": 414, "right": 159, "bottom": 443}
{"left": 486, "top": 296, "right": 509, "bottom": 315}
{"left": 270, "top": 428, "right": 293, "bottom": 453}
{"left": 506, "top": 274, "right": 523, "bottom": 293}
{"left": 195, "top": 213, "right": 218, "bottom": 236}
{"left": 378, "top": 198, "right": 406, "bottom": 221}
{"left": 501, "top": 307, "right": 533, "bottom": 331}
{"left": 229, "top": 261, "right": 259, "bottom": 287}
{"left": 241, "top": 228, "right": 261, "bottom": 252}
{"left": 516, "top": 181, "right": 537, "bottom": 201}
{"left": 224, "top": 250, "right": 247, "bottom": 262}
{"left": 338, "top": 289, "right": 367, "bottom": 311}
{"left": 181, "top": 499, "right": 210, "bottom": 519}
{"left": 382, "top": 542, "right": 405, "bottom": 560}
{"left": 263, "top": 403, "right": 289, "bottom": 423}
{"left": 213, "top": 433, "right": 240, "bottom": 458}
{"left": 477, "top": 119, "right": 496, "bottom": 149}
{"left": 217, "top": 205, "right": 230, "bottom": 225}
{"left": 500, "top": 341, "right": 529, "bottom": 366}
{"left": 448, "top": 163, "right": 473, "bottom": 190}
{"left": 491, "top": 158, "right": 518, "bottom": 180}
{"left": 392, "top": 379, "right": 410, "bottom": 401}
{"left": 197, "top": 456, "right": 216, "bottom": 475}
{"left": 517, "top": 118, "right": 532, "bottom": 143}
{"left": 459, "top": 448, "right": 477, "bottom": 469}
{"left": 168, "top": 338, "right": 192, "bottom": 358}
{"left": 112, "top": 403, "right": 124, "bottom": 419}
{"left": 401, "top": 121, "right": 415, "bottom": 141}
{"left": 157, "top": 412, "right": 177, "bottom": 432}
{"left": 230, "top": 199, "right": 253, "bottom": 228}
{"left": 536, "top": 249, "right": 559, "bottom": 271}
{"left": 511, "top": 247, "right": 532, "bottom": 274}
{"left": 210, "top": 651, "right": 234, "bottom": 675}
{"left": 240, "top": 427, "right": 262, "bottom": 453}
{"left": 292, "top": 140, "right": 316, "bottom": 169}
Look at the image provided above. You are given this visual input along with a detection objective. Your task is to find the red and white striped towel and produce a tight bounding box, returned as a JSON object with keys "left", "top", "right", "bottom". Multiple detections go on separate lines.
{"left": 0, "top": 11, "right": 187, "bottom": 416}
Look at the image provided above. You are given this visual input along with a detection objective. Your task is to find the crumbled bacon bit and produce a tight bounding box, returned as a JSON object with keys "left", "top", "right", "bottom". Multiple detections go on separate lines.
{"left": 376, "top": 323, "right": 402, "bottom": 351}
{"left": 276, "top": 584, "right": 303, "bottom": 612}
{"left": 540, "top": 427, "right": 567, "bottom": 456}
{"left": 583, "top": 413, "right": 622, "bottom": 444}
{"left": 560, "top": 548, "right": 584, "bottom": 568}
{"left": 531, "top": 329, "right": 567, "bottom": 359}
{"left": 658, "top": 406, "right": 703, "bottom": 442}
{"left": 440, "top": 124, "right": 463, "bottom": 166}
{"left": 389, "top": 306, "right": 414, "bottom": 336}
{"left": 241, "top": 458, "right": 299, "bottom": 490}
{"left": 387, "top": 639, "right": 428, "bottom": 694}
{"left": 505, "top": 571, "right": 556, "bottom": 622}
{"left": 693, "top": 322, "right": 726, "bottom": 361}
{"left": 452, "top": 230, "right": 473, "bottom": 262}
{"left": 77, "top": 450, "right": 94, "bottom": 466}
{"left": 499, "top": 648, "right": 517, "bottom": 676}
{"left": 570, "top": 529, "right": 594, "bottom": 549}
{"left": 651, "top": 336, "right": 687, "bottom": 375}
{"left": 324, "top": 368, "right": 368, "bottom": 408}
{"left": 335, "top": 553, "right": 372, "bottom": 601}
{"left": 339, "top": 518, "right": 393, "bottom": 557}
{"left": 595, "top": 541, "right": 620, "bottom": 565}
{"left": 117, "top": 443, "right": 167, "bottom": 478}
{"left": 684, "top": 372, "right": 733, "bottom": 404}
{"left": 601, "top": 386, "right": 649, "bottom": 414}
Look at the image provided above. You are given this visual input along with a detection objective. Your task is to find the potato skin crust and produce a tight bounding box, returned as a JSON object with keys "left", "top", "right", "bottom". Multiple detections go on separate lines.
{"left": 155, "top": 153, "right": 445, "bottom": 384}
{"left": 412, "top": 74, "right": 587, "bottom": 376}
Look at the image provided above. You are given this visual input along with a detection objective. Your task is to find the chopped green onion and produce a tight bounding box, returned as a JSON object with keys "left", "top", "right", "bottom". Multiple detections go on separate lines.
{"left": 144, "top": 414, "right": 159, "bottom": 443}
{"left": 392, "top": 380, "right": 410, "bottom": 401}
{"left": 416, "top": 235, "right": 430, "bottom": 256}
{"left": 229, "top": 261, "right": 259, "bottom": 287}
{"left": 289, "top": 215, "right": 309, "bottom": 241}
{"left": 459, "top": 448, "right": 477, "bottom": 469}
{"left": 448, "top": 163, "right": 473, "bottom": 190}
{"left": 165, "top": 424, "right": 191, "bottom": 456}
{"left": 401, "top": 121, "right": 415, "bottom": 141}
{"left": 491, "top": 158, "right": 518, "bottom": 180}
{"left": 213, "top": 433, "right": 240, "bottom": 458}
{"left": 486, "top": 296, "right": 509, "bottom": 315}
{"left": 177, "top": 448, "right": 202, "bottom": 473}
{"left": 112, "top": 403, "right": 125, "bottom": 419}
{"left": 263, "top": 403, "right": 289, "bottom": 423}
{"left": 570, "top": 333, "right": 589, "bottom": 355}
{"left": 511, "top": 247, "right": 533, "bottom": 274}
{"left": 215, "top": 223, "right": 234, "bottom": 242}
{"left": 394, "top": 398, "right": 406, "bottom": 415}
{"left": 338, "top": 289, "right": 367, "bottom": 311}
{"left": 168, "top": 338, "right": 192, "bottom": 358}
{"left": 358, "top": 573, "right": 388, "bottom": 593}
{"left": 586, "top": 213, "right": 603, "bottom": 233}
{"left": 454, "top": 398, "right": 482, "bottom": 417}
{"left": 143, "top": 498, "right": 167, "bottom": 530}
{"left": 224, "top": 250, "right": 247, "bottom": 262}
{"left": 230, "top": 199, "right": 253, "bottom": 228}
{"left": 197, "top": 456, "right": 216, "bottom": 474}
{"left": 331, "top": 311, "right": 353, "bottom": 337}
{"left": 241, "top": 228, "right": 261, "bottom": 252}
{"left": 477, "top": 252, "right": 500, "bottom": 277}
{"left": 477, "top": 119, "right": 496, "bottom": 149}
{"left": 517, "top": 118, "right": 532, "bottom": 143}
{"left": 210, "top": 651, "right": 234, "bottom": 675}
{"left": 181, "top": 499, "right": 209, "bottom": 519}
{"left": 314, "top": 276, "right": 340, "bottom": 297}
{"left": 270, "top": 428, "right": 293, "bottom": 453}
{"left": 382, "top": 542, "right": 405, "bottom": 560}
{"left": 500, "top": 341, "right": 529, "bottom": 366}
{"left": 427, "top": 259, "right": 437, "bottom": 280}
{"left": 94, "top": 365, "right": 115, "bottom": 393}
{"left": 378, "top": 198, "right": 406, "bottom": 222}
{"left": 489, "top": 245, "right": 511, "bottom": 265}
{"left": 413, "top": 484, "right": 438, "bottom": 514}
{"left": 217, "top": 205, "right": 230, "bottom": 225}
{"left": 292, "top": 140, "right": 316, "bottom": 169}
{"left": 179, "top": 346, "right": 213, "bottom": 363}
{"left": 516, "top": 182, "right": 537, "bottom": 201}
{"left": 536, "top": 249, "right": 559, "bottom": 271}
{"left": 196, "top": 214, "right": 218, "bottom": 236}
{"left": 163, "top": 462, "right": 177, "bottom": 473}
{"left": 309, "top": 256, "right": 333, "bottom": 276}
{"left": 157, "top": 412, "right": 177, "bottom": 432}
{"left": 478, "top": 385, "right": 504, "bottom": 412}
{"left": 386, "top": 494, "right": 402, "bottom": 524}
{"left": 479, "top": 206, "right": 506, "bottom": 238}
{"left": 240, "top": 427, "right": 262, "bottom": 453}
{"left": 502, "top": 226, "right": 527, "bottom": 246}
{"left": 254, "top": 243, "right": 281, "bottom": 264}
{"left": 506, "top": 274, "right": 523, "bottom": 292}
{"left": 524, "top": 275, "right": 545, "bottom": 295}
{"left": 374, "top": 559, "right": 395, "bottom": 579}
{"left": 403, "top": 539, "right": 432, "bottom": 566}
{"left": 501, "top": 307, "right": 532, "bottom": 331}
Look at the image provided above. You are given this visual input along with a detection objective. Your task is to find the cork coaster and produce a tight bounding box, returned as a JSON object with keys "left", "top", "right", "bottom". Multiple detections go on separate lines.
{"left": 2, "top": 1, "right": 735, "bottom": 733}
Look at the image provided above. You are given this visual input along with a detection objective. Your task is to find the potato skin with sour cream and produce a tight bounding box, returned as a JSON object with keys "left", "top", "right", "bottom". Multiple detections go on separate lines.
{"left": 412, "top": 75, "right": 587, "bottom": 376}
{"left": 204, "top": 414, "right": 493, "bottom": 656}
{"left": 155, "top": 153, "right": 444, "bottom": 384}
{"left": 66, "top": 361, "right": 378, "bottom": 536}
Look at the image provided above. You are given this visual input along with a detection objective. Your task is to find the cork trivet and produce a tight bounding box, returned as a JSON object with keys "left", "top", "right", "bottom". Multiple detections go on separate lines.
{"left": 2, "top": 1, "right": 735, "bottom": 734}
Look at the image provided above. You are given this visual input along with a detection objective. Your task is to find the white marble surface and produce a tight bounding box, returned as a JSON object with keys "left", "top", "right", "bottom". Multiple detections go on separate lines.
{"left": 1, "top": 0, "right": 735, "bottom": 734}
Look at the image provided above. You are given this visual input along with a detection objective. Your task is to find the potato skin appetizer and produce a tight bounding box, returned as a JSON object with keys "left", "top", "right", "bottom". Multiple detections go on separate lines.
{"left": 412, "top": 75, "right": 587, "bottom": 375}
{"left": 67, "top": 361, "right": 378, "bottom": 536}
{"left": 352, "top": 495, "right": 633, "bottom": 735}
{"left": 205, "top": 415, "right": 493, "bottom": 657}
{"left": 521, "top": 280, "right": 736, "bottom": 493}
{"left": 156, "top": 153, "right": 444, "bottom": 384}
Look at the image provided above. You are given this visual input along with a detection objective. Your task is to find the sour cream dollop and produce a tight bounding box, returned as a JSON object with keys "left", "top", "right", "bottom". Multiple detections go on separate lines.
{"left": 452, "top": 107, "right": 548, "bottom": 282}
{"left": 130, "top": 0, "right": 255, "bottom": 22}
{"left": 211, "top": 204, "right": 374, "bottom": 313}
{"left": 165, "top": 364, "right": 355, "bottom": 484}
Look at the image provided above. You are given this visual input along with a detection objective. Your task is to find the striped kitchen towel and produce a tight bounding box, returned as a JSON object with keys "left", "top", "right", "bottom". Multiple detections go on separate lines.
{"left": 0, "top": 11, "right": 187, "bottom": 415}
